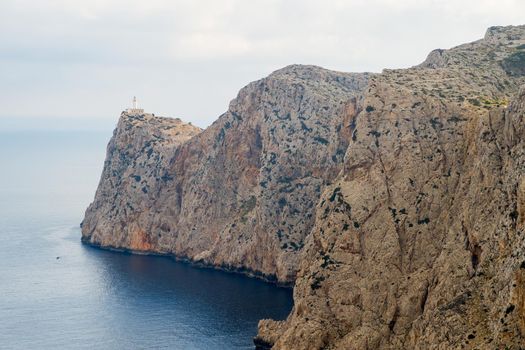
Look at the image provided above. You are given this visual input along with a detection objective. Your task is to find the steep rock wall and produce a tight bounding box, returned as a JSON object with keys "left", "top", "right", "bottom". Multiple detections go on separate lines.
{"left": 82, "top": 66, "right": 370, "bottom": 284}
{"left": 81, "top": 25, "right": 525, "bottom": 348}
{"left": 257, "top": 25, "right": 525, "bottom": 349}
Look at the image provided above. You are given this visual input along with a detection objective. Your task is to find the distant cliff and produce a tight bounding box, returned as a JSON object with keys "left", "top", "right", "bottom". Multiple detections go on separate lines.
{"left": 83, "top": 25, "right": 525, "bottom": 349}
{"left": 82, "top": 66, "right": 370, "bottom": 284}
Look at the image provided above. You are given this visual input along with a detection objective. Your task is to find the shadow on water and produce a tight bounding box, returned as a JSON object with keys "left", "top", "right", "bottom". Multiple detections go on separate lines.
{"left": 81, "top": 243, "right": 293, "bottom": 348}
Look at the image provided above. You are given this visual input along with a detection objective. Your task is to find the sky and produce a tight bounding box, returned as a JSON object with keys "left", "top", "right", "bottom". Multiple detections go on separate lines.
{"left": 0, "top": 0, "right": 524, "bottom": 130}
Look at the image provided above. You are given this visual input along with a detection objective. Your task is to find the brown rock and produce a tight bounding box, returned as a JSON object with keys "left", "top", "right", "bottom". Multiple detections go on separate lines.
{"left": 265, "top": 25, "right": 525, "bottom": 349}
{"left": 82, "top": 65, "right": 370, "bottom": 284}
{"left": 82, "top": 25, "right": 525, "bottom": 349}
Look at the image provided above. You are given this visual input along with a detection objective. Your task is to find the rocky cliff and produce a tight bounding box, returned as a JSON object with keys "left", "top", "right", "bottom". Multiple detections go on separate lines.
{"left": 256, "top": 25, "right": 525, "bottom": 349}
{"left": 83, "top": 25, "right": 525, "bottom": 348}
{"left": 82, "top": 66, "right": 370, "bottom": 284}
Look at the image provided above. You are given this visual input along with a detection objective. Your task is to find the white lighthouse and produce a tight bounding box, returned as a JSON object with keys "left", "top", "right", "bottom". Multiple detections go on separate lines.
{"left": 127, "top": 96, "right": 144, "bottom": 115}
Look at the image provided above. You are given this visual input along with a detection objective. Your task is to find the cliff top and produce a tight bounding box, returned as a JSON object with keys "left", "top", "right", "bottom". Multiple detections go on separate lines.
{"left": 118, "top": 111, "right": 202, "bottom": 145}
{"left": 373, "top": 24, "right": 525, "bottom": 109}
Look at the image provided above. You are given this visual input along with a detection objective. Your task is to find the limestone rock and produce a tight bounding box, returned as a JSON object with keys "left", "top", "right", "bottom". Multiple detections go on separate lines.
{"left": 82, "top": 65, "right": 370, "bottom": 284}
{"left": 261, "top": 25, "right": 525, "bottom": 349}
{"left": 82, "top": 25, "right": 525, "bottom": 348}
{"left": 81, "top": 113, "right": 202, "bottom": 251}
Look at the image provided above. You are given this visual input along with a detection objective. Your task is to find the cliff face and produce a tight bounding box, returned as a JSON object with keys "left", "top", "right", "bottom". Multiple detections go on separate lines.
{"left": 83, "top": 25, "right": 525, "bottom": 348}
{"left": 82, "top": 66, "right": 370, "bottom": 284}
{"left": 81, "top": 114, "right": 202, "bottom": 251}
{"left": 257, "top": 25, "right": 525, "bottom": 349}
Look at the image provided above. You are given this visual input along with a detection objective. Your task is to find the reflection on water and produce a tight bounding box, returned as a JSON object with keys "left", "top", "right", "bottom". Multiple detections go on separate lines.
{"left": 0, "top": 130, "right": 293, "bottom": 349}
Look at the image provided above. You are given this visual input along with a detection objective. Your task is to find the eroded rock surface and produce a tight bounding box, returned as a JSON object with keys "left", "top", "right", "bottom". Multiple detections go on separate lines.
{"left": 81, "top": 114, "right": 202, "bottom": 251}
{"left": 257, "top": 25, "right": 525, "bottom": 349}
{"left": 82, "top": 66, "right": 370, "bottom": 284}
{"left": 82, "top": 25, "right": 525, "bottom": 348}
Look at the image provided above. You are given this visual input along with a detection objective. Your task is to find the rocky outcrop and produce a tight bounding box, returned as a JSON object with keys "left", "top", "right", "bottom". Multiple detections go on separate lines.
{"left": 81, "top": 113, "right": 202, "bottom": 251}
{"left": 256, "top": 25, "right": 525, "bottom": 349}
{"left": 82, "top": 66, "right": 370, "bottom": 284}
{"left": 83, "top": 25, "right": 525, "bottom": 348}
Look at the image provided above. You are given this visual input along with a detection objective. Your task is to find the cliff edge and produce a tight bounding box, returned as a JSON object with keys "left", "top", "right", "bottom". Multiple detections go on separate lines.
{"left": 82, "top": 25, "right": 525, "bottom": 348}
{"left": 257, "top": 25, "right": 525, "bottom": 349}
{"left": 82, "top": 66, "right": 370, "bottom": 284}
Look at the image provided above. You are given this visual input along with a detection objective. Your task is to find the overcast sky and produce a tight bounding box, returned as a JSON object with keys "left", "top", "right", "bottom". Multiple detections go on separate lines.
{"left": 0, "top": 0, "right": 524, "bottom": 129}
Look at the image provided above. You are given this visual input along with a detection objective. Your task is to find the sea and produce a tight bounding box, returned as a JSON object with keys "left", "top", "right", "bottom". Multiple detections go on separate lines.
{"left": 0, "top": 127, "right": 293, "bottom": 349}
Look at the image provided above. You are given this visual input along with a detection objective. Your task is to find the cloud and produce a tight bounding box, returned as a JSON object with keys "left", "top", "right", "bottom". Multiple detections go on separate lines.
{"left": 0, "top": 0, "right": 523, "bottom": 128}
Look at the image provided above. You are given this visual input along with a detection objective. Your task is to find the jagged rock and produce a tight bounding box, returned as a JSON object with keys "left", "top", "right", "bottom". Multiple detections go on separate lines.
{"left": 82, "top": 65, "right": 370, "bottom": 284}
{"left": 82, "top": 25, "right": 525, "bottom": 348}
{"left": 261, "top": 25, "right": 525, "bottom": 349}
{"left": 81, "top": 113, "right": 202, "bottom": 251}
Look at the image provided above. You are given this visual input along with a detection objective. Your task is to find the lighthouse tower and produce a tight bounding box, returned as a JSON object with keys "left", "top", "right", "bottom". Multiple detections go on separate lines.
{"left": 127, "top": 96, "right": 144, "bottom": 115}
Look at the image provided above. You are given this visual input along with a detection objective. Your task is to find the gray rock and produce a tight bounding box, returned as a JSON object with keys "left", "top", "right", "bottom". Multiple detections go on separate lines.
{"left": 83, "top": 25, "right": 525, "bottom": 348}
{"left": 82, "top": 65, "right": 370, "bottom": 284}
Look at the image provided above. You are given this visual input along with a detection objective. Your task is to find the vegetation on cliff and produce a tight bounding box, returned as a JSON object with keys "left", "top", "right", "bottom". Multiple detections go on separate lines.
{"left": 83, "top": 25, "right": 525, "bottom": 349}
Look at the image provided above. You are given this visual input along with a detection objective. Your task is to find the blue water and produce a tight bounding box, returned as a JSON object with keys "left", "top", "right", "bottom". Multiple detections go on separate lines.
{"left": 0, "top": 130, "right": 293, "bottom": 349}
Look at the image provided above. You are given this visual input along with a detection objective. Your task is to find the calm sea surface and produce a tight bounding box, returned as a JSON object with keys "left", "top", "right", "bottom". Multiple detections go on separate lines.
{"left": 0, "top": 129, "right": 293, "bottom": 349}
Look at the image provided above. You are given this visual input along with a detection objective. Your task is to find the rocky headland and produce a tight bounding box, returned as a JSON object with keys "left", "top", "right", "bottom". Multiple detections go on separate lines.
{"left": 83, "top": 25, "right": 525, "bottom": 348}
